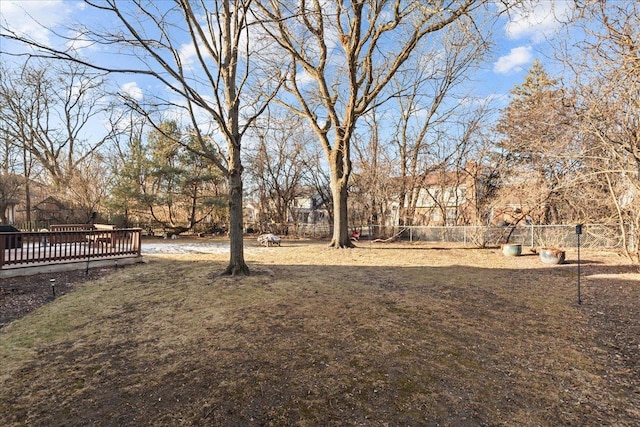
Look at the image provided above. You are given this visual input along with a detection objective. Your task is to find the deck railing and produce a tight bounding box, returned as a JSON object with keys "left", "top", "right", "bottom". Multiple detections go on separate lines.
{"left": 0, "top": 228, "right": 142, "bottom": 270}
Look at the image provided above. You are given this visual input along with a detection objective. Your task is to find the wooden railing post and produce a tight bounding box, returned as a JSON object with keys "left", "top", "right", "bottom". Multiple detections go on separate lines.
{"left": 133, "top": 229, "right": 141, "bottom": 256}
{"left": 0, "top": 234, "right": 5, "bottom": 270}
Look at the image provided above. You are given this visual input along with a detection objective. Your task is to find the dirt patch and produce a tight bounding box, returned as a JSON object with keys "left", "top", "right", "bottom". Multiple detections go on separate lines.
{"left": 1, "top": 243, "right": 639, "bottom": 426}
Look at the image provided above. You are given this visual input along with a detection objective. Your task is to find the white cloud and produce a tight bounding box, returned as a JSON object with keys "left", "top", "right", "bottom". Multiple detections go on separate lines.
{"left": 493, "top": 46, "right": 533, "bottom": 74}
{"left": 121, "top": 82, "right": 143, "bottom": 101}
{"left": 295, "top": 67, "right": 316, "bottom": 87}
{"left": 0, "top": 0, "right": 73, "bottom": 45}
{"left": 505, "top": 1, "right": 573, "bottom": 42}
{"left": 178, "top": 41, "right": 199, "bottom": 68}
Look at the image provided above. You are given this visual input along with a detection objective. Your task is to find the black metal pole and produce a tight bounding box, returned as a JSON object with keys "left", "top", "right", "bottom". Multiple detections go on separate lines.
{"left": 576, "top": 225, "right": 582, "bottom": 305}
{"left": 578, "top": 233, "right": 581, "bottom": 304}
{"left": 86, "top": 232, "right": 91, "bottom": 275}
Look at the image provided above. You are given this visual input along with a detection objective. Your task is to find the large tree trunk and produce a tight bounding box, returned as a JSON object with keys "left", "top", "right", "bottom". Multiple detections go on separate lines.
{"left": 328, "top": 147, "right": 354, "bottom": 248}
{"left": 224, "top": 166, "right": 249, "bottom": 275}
{"left": 329, "top": 179, "right": 353, "bottom": 248}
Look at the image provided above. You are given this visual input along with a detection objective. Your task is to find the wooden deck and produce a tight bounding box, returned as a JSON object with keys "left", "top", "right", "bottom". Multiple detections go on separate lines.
{"left": 1, "top": 228, "right": 142, "bottom": 277}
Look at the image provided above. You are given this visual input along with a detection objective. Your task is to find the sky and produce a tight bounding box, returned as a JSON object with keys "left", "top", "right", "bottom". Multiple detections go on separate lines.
{"left": 483, "top": 0, "right": 574, "bottom": 97}
{"left": 0, "top": 0, "right": 576, "bottom": 131}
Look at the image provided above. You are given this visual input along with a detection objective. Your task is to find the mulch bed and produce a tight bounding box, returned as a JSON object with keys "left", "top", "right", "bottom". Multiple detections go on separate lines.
{"left": 1, "top": 267, "right": 117, "bottom": 329}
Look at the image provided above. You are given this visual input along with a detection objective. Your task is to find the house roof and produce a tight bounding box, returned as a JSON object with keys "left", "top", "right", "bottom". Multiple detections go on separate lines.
{"left": 33, "top": 196, "right": 71, "bottom": 210}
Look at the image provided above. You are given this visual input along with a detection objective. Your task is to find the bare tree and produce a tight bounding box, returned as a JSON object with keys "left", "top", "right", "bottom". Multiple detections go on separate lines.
{"left": 66, "top": 153, "right": 113, "bottom": 223}
{"left": 256, "top": 0, "right": 490, "bottom": 247}
{"left": 302, "top": 147, "right": 333, "bottom": 225}
{"left": 246, "top": 112, "right": 312, "bottom": 234}
{"left": 0, "top": 61, "right": 117, "bottom": 191}
{"left": 460, "top": 125, "right": 502, "bottom": 227}
{"left": 0, "top": 120, "right": 20, "bottom": 176}
{"left": 350, "top": 110, "right": 395, "bottom": 232}
{"left": 562, "top": 1, "right": 640, "bottom": 260}
{"left": 416, "top": 105, "right": 495, "bottom": 227}
{"left": 2, "top": 0, "right": 282, "bottom": 275}
{"left": 0, "top": 60, "right": 117, "bottom": 224}
{"left": 0, "top": 101, "right": 23, "bottom": 224}
{"left": 106, "top": 112, "right": 148, "bottom": 228}
{"left": 389, "top": 20, "right": 491, "bottom": 226}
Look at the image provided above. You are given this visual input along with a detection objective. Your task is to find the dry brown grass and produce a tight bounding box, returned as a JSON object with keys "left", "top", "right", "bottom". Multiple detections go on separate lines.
{"left": 1, "top": 240, "right": 639, "bottom": 426}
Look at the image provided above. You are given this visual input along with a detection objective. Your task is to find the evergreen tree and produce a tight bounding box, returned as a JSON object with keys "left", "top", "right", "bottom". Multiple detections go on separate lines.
{"left": 495, "top": 60, "right": 578, "bottom": 224}
{"left": 109, "top": 121, "right": 225, "bottom": 233}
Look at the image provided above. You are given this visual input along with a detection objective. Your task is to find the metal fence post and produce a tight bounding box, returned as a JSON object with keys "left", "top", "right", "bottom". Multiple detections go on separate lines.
{"left": 530, "top": 225, "right": 534, "bottom": 248}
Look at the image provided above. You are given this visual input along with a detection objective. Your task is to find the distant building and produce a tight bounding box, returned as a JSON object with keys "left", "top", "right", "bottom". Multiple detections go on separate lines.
{"left": 1, "top": 198, "right": 19, "bottom": 224}
{"left": 32, "top": 196, "right": 75, "bottom": 224}
{"left": 288, "top": 194, "right": 330, "bottom": 226}
{"left": 390, "top": 164, "right": 495, "bottom": 226}
{"left": 0, "top": 172, "right": 23, "bottom": 224}
{"left": 243, "top": 188, "right": 330, "bottom": 234}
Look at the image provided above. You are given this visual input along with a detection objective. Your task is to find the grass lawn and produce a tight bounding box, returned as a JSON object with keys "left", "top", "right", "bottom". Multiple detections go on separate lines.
{"left": 1, "top": 240, "right": 639, "bottom": 426}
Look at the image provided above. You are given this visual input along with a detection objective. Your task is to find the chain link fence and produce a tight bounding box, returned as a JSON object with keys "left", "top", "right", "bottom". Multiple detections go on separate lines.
{"left": 365, "top": 224, "right": 631, "bottom": 250}
{"left": 271, "top": 223, "right": 632, "bottom": 250}
{"left": 11, "top": 220, "right": 632, "bottom": 251}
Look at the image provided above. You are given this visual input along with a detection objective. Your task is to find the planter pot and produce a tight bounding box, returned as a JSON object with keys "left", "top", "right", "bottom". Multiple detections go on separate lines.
{"left": 539, "top": 248, "right": 565, "bottom": 265}
{"left": 502, "top": 243, "right": 522, "bottom": 257}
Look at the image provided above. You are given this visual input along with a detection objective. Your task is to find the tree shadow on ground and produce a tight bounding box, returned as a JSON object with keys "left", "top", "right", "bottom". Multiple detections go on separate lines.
{"left": 1, "top": 255, "right": 638, "bottom": 426}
